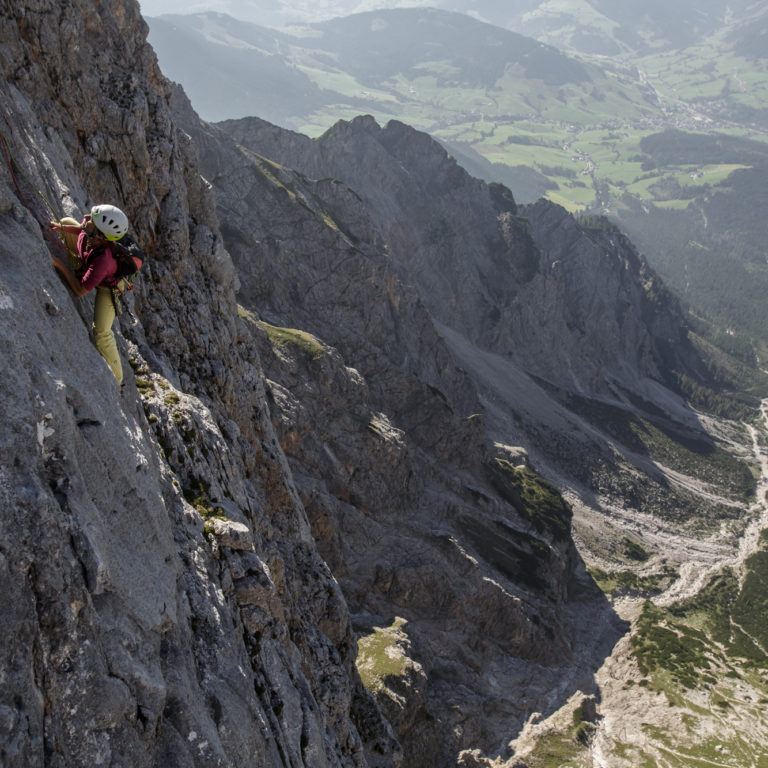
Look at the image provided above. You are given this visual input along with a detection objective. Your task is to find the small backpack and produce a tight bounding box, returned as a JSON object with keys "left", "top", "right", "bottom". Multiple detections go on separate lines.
{"left": 110, "top": 234, "right": 145, "bottom": 288}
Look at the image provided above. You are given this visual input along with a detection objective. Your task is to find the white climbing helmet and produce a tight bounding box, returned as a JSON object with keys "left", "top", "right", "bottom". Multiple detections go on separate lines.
{"left": 91, "top": 204, "right": 129, "bottom": 241}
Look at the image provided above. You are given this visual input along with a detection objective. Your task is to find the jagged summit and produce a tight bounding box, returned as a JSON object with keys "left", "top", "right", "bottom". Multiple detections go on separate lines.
{"left": 216, "top": 111, "right": 705, "bottom": 400}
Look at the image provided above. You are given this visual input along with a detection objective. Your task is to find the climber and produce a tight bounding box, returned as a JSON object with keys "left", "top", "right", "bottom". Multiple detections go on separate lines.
{"left": 49, "top": 204, "right": 130, "bottom": 386}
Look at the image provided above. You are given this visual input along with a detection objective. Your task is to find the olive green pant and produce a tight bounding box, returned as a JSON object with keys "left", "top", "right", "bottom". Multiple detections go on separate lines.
{"left": 60, "top": 217, "right": 123, "bottom": 385}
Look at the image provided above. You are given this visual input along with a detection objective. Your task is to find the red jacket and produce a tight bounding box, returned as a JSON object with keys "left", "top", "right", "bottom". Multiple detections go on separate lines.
{"left": 77, "top": 230, "right": 119, "bottom": 291}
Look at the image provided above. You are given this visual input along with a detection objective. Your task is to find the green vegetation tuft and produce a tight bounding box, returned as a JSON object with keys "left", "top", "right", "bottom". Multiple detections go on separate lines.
{"left": 524, "top": 729, "right": 586, "bottom": 768}
{"left": 487, "top": 459, "right": 572, "bottom": 541}
{"left": 182, "top": 479, "right": 226, "bottom": 527}
{"left": 258, "top": 321, "right": 326, "bottom": 360}
{"left": 589, "top": 565, "right": 677, "bottom": 597}
{"left": 356, "top": 617, "right": 409, "bottom": 692}
{"left": 631, "top": 601, "right": 712, "bottom": 690}
{"left": 135, "top": 376, "right": 154, "bottom": 395}
{"left": 237, "top": 304, "right": 258, "bottom": 324}
{"left": 524, "top": 704, "right": 599, "bottom": 768}
{"left": 621, "top": 536, "right": 651, "bottom": 562}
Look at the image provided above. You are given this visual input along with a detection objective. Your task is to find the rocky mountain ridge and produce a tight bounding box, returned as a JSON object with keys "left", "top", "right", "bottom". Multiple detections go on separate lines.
{"left": 215, "top": 113, "right": 706, "bottom": 399}
{"left": 171, "top": 90, "right": 759, "bottom": 764}
{"left": 0, "top": 1, "right": 762, "bottom": 767}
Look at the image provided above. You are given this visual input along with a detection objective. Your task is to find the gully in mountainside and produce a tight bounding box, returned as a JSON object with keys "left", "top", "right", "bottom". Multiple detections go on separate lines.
{"left": 49, "top": 204, "right": 133, "bottom": 387}
{"left": 657, "top": 397, "right": 768, "bottom": 607}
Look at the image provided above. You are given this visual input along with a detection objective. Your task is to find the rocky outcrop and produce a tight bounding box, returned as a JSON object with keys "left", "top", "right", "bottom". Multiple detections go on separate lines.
{"left": 218, "top": 114, "right": 706, "bottom": 400}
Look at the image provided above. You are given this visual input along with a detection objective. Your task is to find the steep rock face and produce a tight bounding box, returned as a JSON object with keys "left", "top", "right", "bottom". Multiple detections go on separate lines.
{"left": 174, "top": 92, "right": 581, "bottom": 767}
{"left": 193, "top": 110, "right": 741, "bottom": 767}
{"left": 0, "top": 2, "right": 396, "bottom": 767}
{"left": 505, "top": 200, "right": 694, "bottom": 394}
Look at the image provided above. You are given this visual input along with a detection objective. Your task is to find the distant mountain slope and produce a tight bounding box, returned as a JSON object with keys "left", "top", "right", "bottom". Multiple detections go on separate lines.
{"left": 146, "top": 8, "right": 621, "bottom": 126}
{"left": 145, "top": 5, "right": 768, "bottom": 134}
{"left": 306, "top": 9, "right": 589, "bottom": 86}
{"left": 612, "top": 156, "right": 768, "bottom": 356}
{"left": 544, "top": 0, "right": 759, "bottom": 54}
{"left": 141, "top": 0, "right": 763, "bottom": 55}
{"left": 145, "top": 15, "right": 328, "bottom": 123}
{"left": 728, "top": 7, "right": 768, "bottom": 59}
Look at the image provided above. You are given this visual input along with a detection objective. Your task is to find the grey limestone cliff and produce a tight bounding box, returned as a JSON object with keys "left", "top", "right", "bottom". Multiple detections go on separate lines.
{"left": 0, "top": 2, "right": 395, "bottom": 766}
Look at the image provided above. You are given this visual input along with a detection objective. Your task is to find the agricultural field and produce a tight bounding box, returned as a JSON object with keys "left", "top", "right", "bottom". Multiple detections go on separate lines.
{"left": 291, "top": 35, "right": 768, "bottom": 223}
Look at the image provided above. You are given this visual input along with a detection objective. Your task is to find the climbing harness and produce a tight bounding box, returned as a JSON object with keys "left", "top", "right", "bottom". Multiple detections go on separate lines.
{"left": 112, "top": 285, "right": 138, "bottom": 325}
